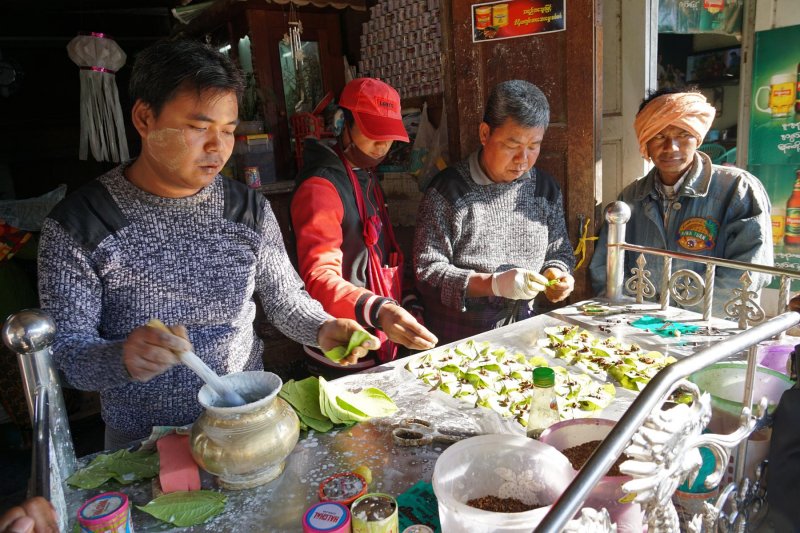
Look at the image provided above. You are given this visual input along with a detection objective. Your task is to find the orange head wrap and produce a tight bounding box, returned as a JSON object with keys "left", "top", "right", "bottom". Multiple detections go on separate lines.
{"left": 634, "top": 92, "right": 716, "bottom": 160}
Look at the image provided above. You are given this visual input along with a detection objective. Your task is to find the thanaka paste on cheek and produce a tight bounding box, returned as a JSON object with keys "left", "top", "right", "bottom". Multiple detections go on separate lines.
{"left": 146, "top": 128, "right": 189, "bottom": 172}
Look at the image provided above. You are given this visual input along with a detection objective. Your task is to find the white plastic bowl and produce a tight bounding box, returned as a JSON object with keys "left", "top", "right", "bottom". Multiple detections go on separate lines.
{"left": 432, "top": 434, "right": 574, "bottom": 533}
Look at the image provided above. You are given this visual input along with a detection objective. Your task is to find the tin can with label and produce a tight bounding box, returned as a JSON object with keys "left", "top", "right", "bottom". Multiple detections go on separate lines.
{"left": 77, "top": 492, "right": 133, "bottom": 533}
{"left": 350, "top": 493, "right": 398, "bottom": 533}
{"left": 244, "top": 166, "right": 261, "bottom": 188}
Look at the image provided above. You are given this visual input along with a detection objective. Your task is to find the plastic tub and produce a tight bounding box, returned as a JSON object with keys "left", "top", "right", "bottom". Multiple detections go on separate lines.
{"left": 432, "top": 434, "right": 574, "bottom": 533}
{"left": 539, "top": 419, "right": 643, "bottom": 533}
{"left": 689, "top": 362, "right": 793, "bottom": 433}
{"left": 756, "top": 343, "right": 793, "bottom": 375}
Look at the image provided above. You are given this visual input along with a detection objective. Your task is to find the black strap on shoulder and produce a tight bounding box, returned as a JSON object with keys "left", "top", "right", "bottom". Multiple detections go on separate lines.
{"left": 429, "top": 166, "right": 469, "bottom": 204}
{"left": 47, "top": 180, "right": 128, "bottom": 252}
{"left": 222, "top": 177, "right": 265, "bottom": 232}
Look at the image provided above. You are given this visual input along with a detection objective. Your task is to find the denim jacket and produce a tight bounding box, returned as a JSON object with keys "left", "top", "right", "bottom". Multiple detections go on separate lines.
{"left": 590, "top": 152, "right": 773, "bottom": 313}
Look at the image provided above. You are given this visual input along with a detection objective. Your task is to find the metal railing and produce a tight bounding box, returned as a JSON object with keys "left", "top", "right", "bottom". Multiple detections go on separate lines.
{"left": 537, "top": 201, "right": 800, "bottom": 531}
{"left": 605, "top": 201, "right": 799, "bottom": 324}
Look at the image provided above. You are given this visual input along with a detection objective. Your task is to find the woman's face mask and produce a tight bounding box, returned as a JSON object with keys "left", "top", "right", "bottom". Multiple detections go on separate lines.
{"left": 341, "top": 123, "right": 392, "bottom": 169}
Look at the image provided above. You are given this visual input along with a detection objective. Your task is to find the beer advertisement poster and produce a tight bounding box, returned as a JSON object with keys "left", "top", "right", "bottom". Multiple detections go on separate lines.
{"left": 747, "top": 24, "right": 800, "bottom": 288}
{"left": 471, "top": 0, "right": 565, "bottom": 43}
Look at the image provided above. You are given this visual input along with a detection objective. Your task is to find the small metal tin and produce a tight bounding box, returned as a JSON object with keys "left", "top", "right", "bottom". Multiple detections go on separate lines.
{"left": 303, "top": 501, "right": 351, "bottom": 533}
{"left": 319, "top": 471, "right": 368, "bottom": 506}
{"left": 77, "top": 492, "right": 132, "bottom": 533}
{"left": 402, "top": 526, "right": 434, "bottom": 533}
{"left": 243, "top": 166, "right": 261, "bottom": 188}
{"left": 350, "top": 493, "right": 398, "bottom": 533}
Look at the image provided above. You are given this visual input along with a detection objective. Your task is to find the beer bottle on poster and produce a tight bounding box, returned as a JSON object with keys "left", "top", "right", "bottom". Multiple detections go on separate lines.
{"left": 796, "top": 62, "right": 800, "bottom": 114}
{"left": 785, "top": 170, "right": 800, "bottom": 245}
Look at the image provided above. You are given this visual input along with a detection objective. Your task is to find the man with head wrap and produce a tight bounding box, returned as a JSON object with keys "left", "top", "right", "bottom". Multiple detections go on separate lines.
{"left": 590, "top": 88, "right": 772, "bottom": 314}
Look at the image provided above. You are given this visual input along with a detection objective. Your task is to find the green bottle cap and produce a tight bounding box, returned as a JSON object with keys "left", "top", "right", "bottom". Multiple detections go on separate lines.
{"left": 533, "top": 367, "right": 555, "bottom": 388}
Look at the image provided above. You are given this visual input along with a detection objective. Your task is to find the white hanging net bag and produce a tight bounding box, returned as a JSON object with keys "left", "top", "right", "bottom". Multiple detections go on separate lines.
{"left": 67, "top": 33, "right": 129, "bottom": 163}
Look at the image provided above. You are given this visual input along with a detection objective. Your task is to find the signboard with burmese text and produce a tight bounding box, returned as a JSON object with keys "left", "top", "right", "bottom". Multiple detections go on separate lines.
{"left": 471, "top": 0, "right": 565, "bottom": 43}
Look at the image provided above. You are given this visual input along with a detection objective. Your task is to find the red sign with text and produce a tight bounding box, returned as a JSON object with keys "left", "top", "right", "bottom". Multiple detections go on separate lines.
{"left": 472, "top": 0, "right": 566, "bottom": 43}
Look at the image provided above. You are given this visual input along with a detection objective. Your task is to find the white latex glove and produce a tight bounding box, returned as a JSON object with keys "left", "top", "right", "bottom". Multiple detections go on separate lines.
{"left": 491, "top": 269, "right": 547, "bottom": 300}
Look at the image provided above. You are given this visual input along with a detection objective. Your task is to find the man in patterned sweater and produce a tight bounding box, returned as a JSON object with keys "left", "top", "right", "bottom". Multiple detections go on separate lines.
{"left": 38, "top": 40, "right": 377, "bottom": 449}
{"left": 414, "top": 80, "right": 575, "bottom": 344}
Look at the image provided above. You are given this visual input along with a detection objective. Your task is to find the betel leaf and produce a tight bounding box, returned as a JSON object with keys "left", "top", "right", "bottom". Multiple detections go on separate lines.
{"left": 67, "top": 449, "right": 158, "bottom": 489}
{"left": 280, "top": 377, "right": 326, "bottom": 421}
{"left": 137, "top": 490, "right": 227, "bottom": 527}
{"left": 107, "top": 449, "right": 160, "bottom": 484}
{"left": 323, "top": 330, "right": 374, "bottom": 362}
{"left": 298, "top": 412, "right": 334, "bottom": 433}
{"left": 318, "top": 377, "right": 397, "bottom": 423}
{"left": 67, "top": 455, "right": 114, "bottom": 489}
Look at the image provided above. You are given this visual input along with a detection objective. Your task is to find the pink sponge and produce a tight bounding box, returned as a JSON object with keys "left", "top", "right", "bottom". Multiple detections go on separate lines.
{"left": 157, "top": 434, "right": 201, "bottom": 493}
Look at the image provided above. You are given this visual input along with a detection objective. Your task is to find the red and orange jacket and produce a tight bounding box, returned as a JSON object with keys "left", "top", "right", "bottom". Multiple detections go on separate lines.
{"left": 290, "top": 138, "right": 396, "bottom": 332}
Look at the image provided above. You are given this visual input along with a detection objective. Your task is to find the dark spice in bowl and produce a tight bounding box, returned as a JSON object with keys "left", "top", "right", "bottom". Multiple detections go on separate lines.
{"left": 466, "top": 495, "right": 541, "bottom": 513}
{"left": 562, "top": 440, "right": 627, "bottom": 477}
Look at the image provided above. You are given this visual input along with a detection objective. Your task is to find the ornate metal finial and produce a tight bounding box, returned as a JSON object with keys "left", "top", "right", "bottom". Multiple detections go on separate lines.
{"left": 2, "top": 309, "right": 56, "bottom": 354}
{"left": 625, "top": 253, "right": 657, "bottom": 302}
{"left": 563, "top": 508, "right": 617, "bottom": 532}
{"left": 723, "top": 273, "right": 766, "bottom": 329}
{"left": 605, "top": 201, "right": 631, "bottom": 225}
{"left": 621, "top": 381, "right": 764, "bottom": 532}
{"left": 670, "top": 270, "right": 706, "bottom": 307}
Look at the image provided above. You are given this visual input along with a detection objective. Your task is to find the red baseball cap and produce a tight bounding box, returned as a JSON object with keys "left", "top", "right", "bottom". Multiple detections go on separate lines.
{"left": 338, "top": 78, "right": 409, "bottom": 142}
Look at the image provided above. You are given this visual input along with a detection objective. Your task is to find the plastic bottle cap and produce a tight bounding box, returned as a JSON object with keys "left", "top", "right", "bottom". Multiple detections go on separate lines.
{"left": 533, "top": 367, "right": 555, "bottom": 387}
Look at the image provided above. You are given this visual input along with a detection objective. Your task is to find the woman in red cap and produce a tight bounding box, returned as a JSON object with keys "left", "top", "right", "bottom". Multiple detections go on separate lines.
{"left": 291, "top": 78, "right": 438, "bottom": 375}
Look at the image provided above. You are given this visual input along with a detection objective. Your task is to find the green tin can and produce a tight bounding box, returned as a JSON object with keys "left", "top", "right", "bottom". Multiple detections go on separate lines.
{"left": 350, "top": 493, "right": 399, "bottom": 533}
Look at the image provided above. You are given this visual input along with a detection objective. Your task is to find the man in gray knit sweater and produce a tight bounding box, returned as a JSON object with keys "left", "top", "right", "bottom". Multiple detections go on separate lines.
{"left": 38, "top": 40, "right": 377, "bottom": 449}
{"left": 414, "top": 80, "right": 575, "bottom": 344}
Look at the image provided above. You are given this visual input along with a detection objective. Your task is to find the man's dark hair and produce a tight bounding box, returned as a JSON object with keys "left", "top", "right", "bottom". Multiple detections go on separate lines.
{"left": 482, "top": 80, "right": 549, "bottom": 130}
{"left": 129, "top": 39, "right": 245, "bottom": 116}
{"left": 637, "top": 86, "right": 701, "bottom": 114}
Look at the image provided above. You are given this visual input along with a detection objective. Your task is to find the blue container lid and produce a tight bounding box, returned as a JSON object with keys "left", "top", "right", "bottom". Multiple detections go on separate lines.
{"left": 303, "top": 501, "right": 350, "bottom": 532}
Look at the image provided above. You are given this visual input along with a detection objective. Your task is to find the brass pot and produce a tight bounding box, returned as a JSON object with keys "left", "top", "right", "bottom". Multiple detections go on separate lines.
{"left": 190, "top": 371, "right": 299, "bottom": 490}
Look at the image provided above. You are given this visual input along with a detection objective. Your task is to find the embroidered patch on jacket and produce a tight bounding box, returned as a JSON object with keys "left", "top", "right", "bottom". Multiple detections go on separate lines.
{"left": 677, "top": 217, "right": 719, "bottom": 251}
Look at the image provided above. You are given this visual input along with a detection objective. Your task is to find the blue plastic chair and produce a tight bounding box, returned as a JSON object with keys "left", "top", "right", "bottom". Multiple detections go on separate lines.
{"left": 718, "top": 147, "right": 737, "bottom": 165}
{"left": 698, "top": 143, "right": 726, "bottom": 162}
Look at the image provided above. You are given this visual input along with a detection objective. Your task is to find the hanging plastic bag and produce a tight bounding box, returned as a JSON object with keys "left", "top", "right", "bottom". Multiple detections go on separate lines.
{"left": 411, "top": 103, "right": 449, "bottom": 192}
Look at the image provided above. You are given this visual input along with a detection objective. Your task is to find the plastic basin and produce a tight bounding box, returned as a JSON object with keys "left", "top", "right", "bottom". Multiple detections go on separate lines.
{"left": 432, "top": 434, "right": 574, "bottom": 532}
{"left": 689, "top": 362, "right": 793, "bottom": 433}
{"left": 539, "top": 419, "right": 642, "bottom": 533}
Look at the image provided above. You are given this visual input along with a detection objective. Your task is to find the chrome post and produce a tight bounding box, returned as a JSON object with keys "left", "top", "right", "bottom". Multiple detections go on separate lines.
{"left": 703, "top": 265, "right": 716, "bottom": 321}
{"left": 778, "top": 276, "right": 791, "bottom": 340}
{"left": 32, "top": 388, "right": 50, "bottom": 501}
{"left": 2, "top": 309, "right": 75, "bottom": 532}
{"left": 734, "top": 344, "right": 759, "bottom": 484}
{"left": 660, "top": 256, "right": 672, "bottom": 310}
{"left": 605, "top": 201, "right": 631, "bottom": 303}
